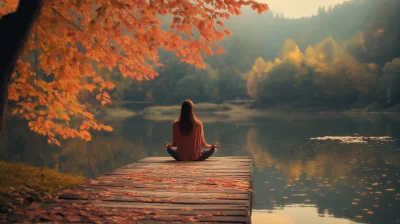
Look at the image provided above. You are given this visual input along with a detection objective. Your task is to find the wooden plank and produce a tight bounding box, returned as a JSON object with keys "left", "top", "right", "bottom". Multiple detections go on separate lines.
{"left": 58, "top": 194, "right": 248, "bottom": 205}
{"left": 58, "top": 189, "right": 248, "bottom": 198}
{"left": 118, "top": 163, "right": 251, "bottom": 167}
{"left": 106, "top": 172, "right": 251, "bottom": 177}
{"left": 81, "top": 178, "right": 250, "bottom": 186}
{"left": 76, "top": 185, "right": 249, "bottom": 194}
{"left": 29, "top": 203, "right": 249, "bottom": 223}
{"left": 140, "top": 156, "right": 251, "bottom": 161}
{"left": 134, "top": 161, "right": 251, "bottom": 165}
{"left": 23, "top": 157, "right": 252, "bottom": 223}
{"left": 59, "top": 190, "right": 248, "bottom": 200}
{"left": 128, "top": 166, "right": 251, "bottom": 170}
{"left": 92, "top": 202, "right": 248, "bottom": 210}
{"left": 77, "top": 184, "right": 250, "bottom": 193}
{"left": 34, "top": 204, "right": 248, "bottom": 216}
{"left": 103, "top": 196, "right": 249, "bottom": 205}
{"left": 115, "top": 168, "right": 251, "bottom": 173}
{"left": 136, "top": 161, "right": 251, "bottom": 164}
{"left": 99, "top": 177, "right": 251, "bottom": 182}
{"left": 120, "top": 165, "right": 252, "bottom": 170}
{"left": 133, "top": 159, "right": 251, "bottom": 163}
{"left": 134, "top": 215, "right": 249, "bottom": 223}
{"left": 110, "top": 172, "right": 250, "bottom": 177}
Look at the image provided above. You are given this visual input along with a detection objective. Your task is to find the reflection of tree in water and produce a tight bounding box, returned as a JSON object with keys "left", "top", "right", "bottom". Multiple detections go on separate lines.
{"left": 53, "top": 135, "right": 146, "bottom": 178}
{"left": 0, "top": 118, "right": 147, "bottom": 178}
{"left": 247, "top": 128, "right": 400, "bottom": 224}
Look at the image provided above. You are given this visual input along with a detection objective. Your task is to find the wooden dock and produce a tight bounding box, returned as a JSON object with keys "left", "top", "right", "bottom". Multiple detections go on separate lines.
{"left": 15, "top": 157, "right": 253, "bottom": 223}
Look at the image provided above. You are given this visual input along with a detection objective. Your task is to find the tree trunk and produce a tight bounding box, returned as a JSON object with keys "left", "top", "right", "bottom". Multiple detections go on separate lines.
{"left": 0, "top": 0, "right": 43, "bottom": 135}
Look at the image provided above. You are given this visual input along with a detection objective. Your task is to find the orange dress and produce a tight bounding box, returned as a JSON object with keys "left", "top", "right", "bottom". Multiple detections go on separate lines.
{"left": 170, "top": 120, "right": 211, "bottom": 161}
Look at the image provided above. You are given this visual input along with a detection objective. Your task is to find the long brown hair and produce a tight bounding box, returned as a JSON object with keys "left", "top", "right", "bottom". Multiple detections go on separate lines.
{"left": 178, "top": 100, "right": 197, "bottom": 135}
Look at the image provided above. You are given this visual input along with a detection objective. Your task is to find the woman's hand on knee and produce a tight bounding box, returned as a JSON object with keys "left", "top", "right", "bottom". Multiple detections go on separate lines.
{"left": 165, "top": 142, "right": 172, "bottom": 148}
{"left": 211, "top": 142, "right": 220, "bottom": 148}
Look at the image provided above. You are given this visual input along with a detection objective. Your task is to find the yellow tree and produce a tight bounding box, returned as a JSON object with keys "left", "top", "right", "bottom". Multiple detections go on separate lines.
{"left": 0, "top": 0, "right": 268, "bottom": 145}
{"left": 247, "top": 57, "right": 272, "bottom": 98}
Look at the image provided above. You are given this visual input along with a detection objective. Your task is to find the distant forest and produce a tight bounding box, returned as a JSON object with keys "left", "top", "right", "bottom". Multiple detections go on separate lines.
{"left": 105, "top": 0, "right": 400, "bottom": 111}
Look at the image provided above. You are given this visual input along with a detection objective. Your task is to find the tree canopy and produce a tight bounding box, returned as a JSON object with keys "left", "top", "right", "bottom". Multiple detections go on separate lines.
{"left": 0, "top": 0, "right": 268, "bottom": 145}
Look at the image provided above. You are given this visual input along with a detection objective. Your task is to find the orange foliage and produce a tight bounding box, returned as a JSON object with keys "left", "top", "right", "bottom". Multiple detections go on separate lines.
{"left": 0, "top": 0, "right": 268, "bottom": 145}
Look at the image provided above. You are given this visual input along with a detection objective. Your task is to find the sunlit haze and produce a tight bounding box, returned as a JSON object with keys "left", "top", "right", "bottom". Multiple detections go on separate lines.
{"left": 260, "top": 0, "right": 350, "bottom": 18}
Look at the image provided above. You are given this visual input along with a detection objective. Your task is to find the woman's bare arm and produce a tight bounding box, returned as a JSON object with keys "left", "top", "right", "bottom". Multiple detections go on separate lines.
{"left": 165, "top": 122, "right": 178, "bottom": 148}
{"left": 199, "top": 122, "right": 212, "bottom": 149}
{"left": 171, "top": 122, "right": 177, "bottom": 147}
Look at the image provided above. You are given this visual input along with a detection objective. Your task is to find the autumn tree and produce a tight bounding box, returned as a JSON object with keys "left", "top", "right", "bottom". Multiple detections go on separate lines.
{"left": 247, "top": 57, "right": 271, "bottom": 98}
{"left": 0, "top": 0, "right": 268, "bottom": 145}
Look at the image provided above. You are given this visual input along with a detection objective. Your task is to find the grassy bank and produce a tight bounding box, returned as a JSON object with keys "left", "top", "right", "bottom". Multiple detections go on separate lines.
{"left": 0, "top": 162, "right": 85, "bottom": 214}
{"left": 104, "top": 107, "right": 137, "bottom": 119}
{"left": 143, "top": 103, "right": 259, "bottom": 122}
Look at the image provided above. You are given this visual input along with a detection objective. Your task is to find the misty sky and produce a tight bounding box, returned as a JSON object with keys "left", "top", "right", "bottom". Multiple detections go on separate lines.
{"left": 261, "top": 0, "right": 349, "bottom": 18}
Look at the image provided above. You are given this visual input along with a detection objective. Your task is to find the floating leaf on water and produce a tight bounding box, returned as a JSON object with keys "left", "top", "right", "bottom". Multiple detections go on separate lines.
{"left": 310, "top": 136, "right": 393, "bottom": 144}
{"left": 292, "top": 194, "right": 307, "bottom": 197}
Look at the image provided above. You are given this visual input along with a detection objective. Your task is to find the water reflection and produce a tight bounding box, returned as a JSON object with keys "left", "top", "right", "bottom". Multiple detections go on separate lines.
{"left": 0, "top": 114, "right": 399, "bottom": 223}
{"left": 252, "top": 207, "right": 359, "bottom": 224}
{"left": 247, "top": 118, "right": 400, "bottom": 224}
{"left": 0, "top": 117, "right": 149, "bottom": 176}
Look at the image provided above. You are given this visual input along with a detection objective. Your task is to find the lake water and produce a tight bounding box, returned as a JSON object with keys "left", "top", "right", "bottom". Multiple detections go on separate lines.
{"left": 1, "top": 113, "right": 399, "bottom": 224}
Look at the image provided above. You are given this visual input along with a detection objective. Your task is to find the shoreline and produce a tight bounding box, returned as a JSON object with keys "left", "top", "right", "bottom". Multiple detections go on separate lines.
{"left": 139, "top": 103, "right": 400, "bottom": 122}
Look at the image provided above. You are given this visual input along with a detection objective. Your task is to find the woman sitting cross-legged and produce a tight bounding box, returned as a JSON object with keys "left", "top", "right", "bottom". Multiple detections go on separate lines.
{"left": 164, "top": 100, "right": 219, "bottom": 161}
